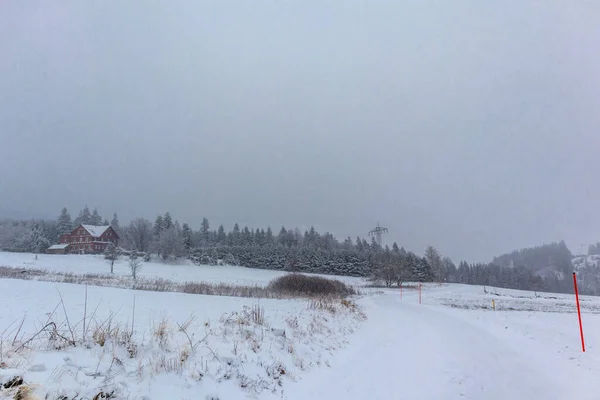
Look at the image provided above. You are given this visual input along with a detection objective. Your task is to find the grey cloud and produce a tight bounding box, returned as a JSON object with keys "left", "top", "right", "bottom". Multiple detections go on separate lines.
{"left": 1, "top": 0, "right": 599, "bottom": 261}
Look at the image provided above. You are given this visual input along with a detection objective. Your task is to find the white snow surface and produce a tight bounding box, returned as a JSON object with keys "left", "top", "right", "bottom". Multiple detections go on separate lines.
{"left": 80, "top": 225, "right": 111, "bottom": 238}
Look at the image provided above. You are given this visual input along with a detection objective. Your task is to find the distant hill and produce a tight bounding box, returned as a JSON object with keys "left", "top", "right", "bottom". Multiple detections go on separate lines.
{"left": 492, "top": 241, "right": 573, "bottom": 275}
{"left": 492, "top": 242, "right": 600, "bottom": 295}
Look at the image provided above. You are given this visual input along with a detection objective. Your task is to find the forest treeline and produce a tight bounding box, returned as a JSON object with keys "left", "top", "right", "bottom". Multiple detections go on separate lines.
{"left": 0, "top": 207, "right": 596, "bottom": 294}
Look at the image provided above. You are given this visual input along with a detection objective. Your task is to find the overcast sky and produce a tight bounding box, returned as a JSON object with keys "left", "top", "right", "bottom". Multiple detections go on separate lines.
{"left": 1, "top": 1, "right": 599, "bottom": 262}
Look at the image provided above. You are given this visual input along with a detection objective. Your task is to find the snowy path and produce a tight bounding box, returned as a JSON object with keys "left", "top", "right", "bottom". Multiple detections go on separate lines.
{"left": 283, "top": 294, "right": 565, "bottom": 400}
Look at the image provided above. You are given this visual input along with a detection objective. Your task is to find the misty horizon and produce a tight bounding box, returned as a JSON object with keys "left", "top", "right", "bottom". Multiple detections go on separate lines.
{"left": 1, "top": 1, "right": 599, "bottom": 263}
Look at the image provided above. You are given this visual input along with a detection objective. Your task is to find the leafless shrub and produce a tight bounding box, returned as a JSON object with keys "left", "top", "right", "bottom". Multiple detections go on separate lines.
{"left": 128, "top": 256, "right": 142, "bottom": 281}
{"left": 269, "top": 274, "right": 356, "bottom": 297}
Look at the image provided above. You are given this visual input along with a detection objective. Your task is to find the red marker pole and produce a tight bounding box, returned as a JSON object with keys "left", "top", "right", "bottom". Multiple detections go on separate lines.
{"left": 418, "top": 283, "right": 422, "bottom": 304}
{"left": 400, "top": 283, "right": 402, "bottom": 300}
{"left": 573, "top": 272, "right": 585, "bottom": 352}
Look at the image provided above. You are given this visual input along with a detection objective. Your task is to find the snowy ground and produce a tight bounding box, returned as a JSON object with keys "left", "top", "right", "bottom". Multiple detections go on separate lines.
{"left": 0, "top": 252, "right": 366, "bottom": 287}
{"left": 277, "top": 284, "right": 600, "bottom": 400}
{"left": 1, "top": 252, "right": 599, "bottom": 399}
{"left": 0, "top": 279, "right": 366, "bottom": 399}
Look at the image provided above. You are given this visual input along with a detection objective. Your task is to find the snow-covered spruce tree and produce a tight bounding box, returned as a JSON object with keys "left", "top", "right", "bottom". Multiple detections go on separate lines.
{"left": 200, "top": 217, "right": 210, "bottom": 245}
{"left": 90, "top": 208, "right": 102, "bottom": 225}
{"left": 57, "top": 208, "right": 73, "bottom": 236}
{"left": 74, "top": 205, "right": 92, "bottom": 226}
{"left": 241, "top": 226, "right": 252, "bottom": 247}
{"left": 182, "top": 223, "right": 192, "bottom": 252}
{"left": 153, "top": 215, "right": 164, "bottom": 238}
{"left": 231, "top": 223, "right": 241, "bottom": 246}
{"left": 111, "top": 213, "right": 120, "bottom": 230}
{"left": 163, "top": 212, "right": 174, "bottom": 230}
{"left": 265, "top": 226, "right": 275, "bottom": 246}
{"left": 217, "top": 224, "right": 227, "bottom": 245}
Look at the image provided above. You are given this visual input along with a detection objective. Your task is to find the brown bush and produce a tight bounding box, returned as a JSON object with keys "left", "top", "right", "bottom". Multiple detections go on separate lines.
{"left": 268, "top": 274, "right": 356, "bottom": 297}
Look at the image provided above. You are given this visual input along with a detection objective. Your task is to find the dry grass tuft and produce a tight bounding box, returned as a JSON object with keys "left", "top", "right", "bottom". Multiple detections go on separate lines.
{"left": 13, "top": 384, "right": 34, "bottom": 400}
{"left": 153, "top": 318, "right": 170, "bottom": 349}
{"left": 251, "top": 304, "right": 265, "bottom": 325}
{"left": 92, "top": 390, "right": 115, "bottom": 400}
{"left": 150, "top": 355, "right": 184, "bottom": 375}
{"left": 309, "top": 298, "right": 337, "bottom": 314}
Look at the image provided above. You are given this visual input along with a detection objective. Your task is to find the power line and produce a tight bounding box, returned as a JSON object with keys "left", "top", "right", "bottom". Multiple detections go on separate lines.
{"left": 368, "top": 223, "right": 388, "bottom": 247}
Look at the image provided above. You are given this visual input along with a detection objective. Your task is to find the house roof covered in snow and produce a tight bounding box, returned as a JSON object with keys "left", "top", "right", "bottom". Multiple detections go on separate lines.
{"left": 81, "top": 225, "right": 111, "bottom": 237}
{"left": 48, "top": 244, "right": 70, "bottom": 250}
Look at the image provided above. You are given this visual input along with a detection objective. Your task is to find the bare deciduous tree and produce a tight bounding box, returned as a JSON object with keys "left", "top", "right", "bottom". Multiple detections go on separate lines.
{"left": 104, "top": 242, "right": 119, "bottom": 274}
{"left": 425, "top": 245, "right": 443, "bottom": 284}
{"left": 128, "top": 255, "right": 142, "bottom": 281}
{"left": 123, "top": 218, "right": 153, "bottom": 252}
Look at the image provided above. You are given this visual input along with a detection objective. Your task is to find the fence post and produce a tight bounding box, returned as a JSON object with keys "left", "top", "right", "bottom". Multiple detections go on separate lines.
{"left": 573, "top": 272, "right": 585, "bottom": 352}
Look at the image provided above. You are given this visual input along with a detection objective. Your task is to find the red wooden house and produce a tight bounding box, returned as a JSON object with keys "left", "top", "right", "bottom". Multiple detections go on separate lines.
{"left": 58, "top": 224, "right": 120, "bottom": 254}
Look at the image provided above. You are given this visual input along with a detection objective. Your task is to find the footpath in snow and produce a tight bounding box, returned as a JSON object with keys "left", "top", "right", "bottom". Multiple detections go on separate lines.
{"left": 277, "top": 288, "right": 600, "bottom": 400}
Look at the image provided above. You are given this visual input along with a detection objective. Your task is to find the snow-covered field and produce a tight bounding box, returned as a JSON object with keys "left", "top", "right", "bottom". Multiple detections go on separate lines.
{"left": 0, "top": 252, "right": 366, "bottom": 287}
{"left": 1, "top": 251, "right": 599, "bottom": 399}
{"left": 0, "top": 279, "right": 366, "bottom": 399}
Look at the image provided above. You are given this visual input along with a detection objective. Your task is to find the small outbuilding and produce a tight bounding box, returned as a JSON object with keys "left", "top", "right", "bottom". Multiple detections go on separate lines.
{"left": 47, "top": 244, "right": 70, "bottom": 254}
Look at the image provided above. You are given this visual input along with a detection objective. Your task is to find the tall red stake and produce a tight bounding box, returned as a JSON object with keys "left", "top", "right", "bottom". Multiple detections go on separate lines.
{"left": 400, "top": 283, "right": 402, "bottom": 300}
{"left": 573, "top": 272, "right": 585, "bottom": 352}
{"left": 418, "top": 283, "right": 422, "bottom": 304}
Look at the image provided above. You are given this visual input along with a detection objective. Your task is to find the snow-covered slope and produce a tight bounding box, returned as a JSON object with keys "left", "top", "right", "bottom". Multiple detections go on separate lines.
{"left": 0, "top": 251, "right": 366, "bottom": 287}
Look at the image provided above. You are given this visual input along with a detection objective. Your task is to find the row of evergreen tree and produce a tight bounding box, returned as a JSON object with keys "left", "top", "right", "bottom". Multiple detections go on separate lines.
{"left": 57, "top": 206, "right": 120, "bottom": 235}
{"left": 123, "top": 214, "right": 586, "bottom": 295}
